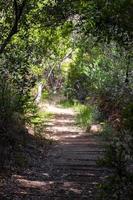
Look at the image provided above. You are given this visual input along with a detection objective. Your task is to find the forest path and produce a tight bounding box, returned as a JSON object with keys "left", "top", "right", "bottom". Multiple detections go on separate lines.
{"left": 0, "top": 102, "right": 107, "bottom": 200}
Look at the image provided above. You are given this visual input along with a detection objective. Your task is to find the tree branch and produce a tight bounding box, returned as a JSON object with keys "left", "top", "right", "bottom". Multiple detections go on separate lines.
{"left": 0, "top": 0, "right": 26, "bottom": 54}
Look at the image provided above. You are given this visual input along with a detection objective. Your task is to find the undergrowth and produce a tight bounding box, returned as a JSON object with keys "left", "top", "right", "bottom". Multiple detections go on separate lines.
{"left": 75, "top": 104, "right": 94, "bottom": 128}
{"left": 59, "top": 99, "right": 76, "bottom": 108}
{"left": 0, "top": 99, "right": 53, "bottom": 170}
{"left": 59, "top": 99, "right": 100, "bottom": 129}
{"left": 97, "top": 129, "right": 133, "bottom": 200}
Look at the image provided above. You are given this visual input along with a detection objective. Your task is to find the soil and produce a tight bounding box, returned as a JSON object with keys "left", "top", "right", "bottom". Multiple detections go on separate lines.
{"left": 0, "top": 102, "right": 108, "bottom": 200}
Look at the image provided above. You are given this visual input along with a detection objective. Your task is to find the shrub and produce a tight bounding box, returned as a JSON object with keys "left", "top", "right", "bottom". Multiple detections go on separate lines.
{"left": 123, "top": 103, "right": 133, "bottom": 131}
{"left": 75, "top": 104, "right": 94, "bottom": 128}
{"left": 0, "top": 66, "right": 35, "bottom": 168}
{"left": 97, "top": 130, "right": 133, "bottom": 200}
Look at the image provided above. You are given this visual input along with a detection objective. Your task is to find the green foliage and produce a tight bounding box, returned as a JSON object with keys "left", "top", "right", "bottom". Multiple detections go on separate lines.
{"left": 59, "top": 99, "right": 75, "bottom": 108}
{"left": 42, "top": 90, "right": 49, "bottom": 100}
{"left": 30, "top": 110, "right": 52, "bottom": 125}
{"left": 59, "top": 99, "right": 99, "bottom": 129}
{"left": 0, "top": 4, "right": 132, "bottom": 200}
{"left": 75, "top": 104, "right": 95, "bottom": 128}
{"left": 123, "top": 103, "right": 133, "bottom": 131}
{"left": 98, "top": 172, "right": 133, "bottom": 200}
{"left": 100, "top": 123, "right": 115, "bottom": 141}
{"left": 65, "top": 57, "right": 91, "bottom": 101}
{"left": 97, "top": 130, "right": 133, "bottom": 200}
{"left": 65, "top": 40, "right": 130, "bottom": 100}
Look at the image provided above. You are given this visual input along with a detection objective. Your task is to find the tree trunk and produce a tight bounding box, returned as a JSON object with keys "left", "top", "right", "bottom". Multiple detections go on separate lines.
{"left": 35, "top": 82, "right": 43, "bottom": 104}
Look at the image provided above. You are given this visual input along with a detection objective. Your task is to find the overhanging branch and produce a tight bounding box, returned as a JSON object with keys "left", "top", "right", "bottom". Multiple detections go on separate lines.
{"left": 0, "top": 0, "right": 26, "bottom": 54}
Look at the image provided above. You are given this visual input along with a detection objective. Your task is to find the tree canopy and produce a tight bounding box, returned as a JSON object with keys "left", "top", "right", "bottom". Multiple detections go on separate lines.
{"left": 0, "top": 1, "right": 133, "bottom": 199}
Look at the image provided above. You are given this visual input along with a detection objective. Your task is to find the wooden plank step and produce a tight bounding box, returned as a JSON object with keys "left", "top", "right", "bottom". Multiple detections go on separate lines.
{"left": 60, "top": 145, "right": 101, "bottom": 149}
{"left": 54, "top": 155, "right": 103, "bottom": 160}
{"left": 59, "top": 144, "right": 104, "bottom": 147}
{"left": 54, "top": 165, "right": 107, "bottom": 171}
{"left": 61, "top": 150, "right": 105, "bottom": 154}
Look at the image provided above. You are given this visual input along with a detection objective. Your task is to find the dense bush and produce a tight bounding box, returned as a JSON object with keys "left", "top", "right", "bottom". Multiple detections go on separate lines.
{"left": 123, "top": 103, "right": 133, "bottom": 131}
{"left": 0, "top": 2, "right": 132, "bottom": 196}
{"left": 65, "top": 63, "right": 91, "bottom": 102}
{"left": 0, "top": 50, "right": 36, "bottom": 168}
{"left": 98, "top": 130, "right": 133, "bottom": 200}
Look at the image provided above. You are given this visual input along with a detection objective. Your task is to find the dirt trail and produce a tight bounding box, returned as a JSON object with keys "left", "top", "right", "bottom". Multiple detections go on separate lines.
{"left": 0, "top": 103, "right": 107, "bottom": 200}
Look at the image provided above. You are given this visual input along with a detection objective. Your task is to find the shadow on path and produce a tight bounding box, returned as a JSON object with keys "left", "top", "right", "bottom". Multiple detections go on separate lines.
{"left": 0, "top": 103, "right": 107, "bottom": 200}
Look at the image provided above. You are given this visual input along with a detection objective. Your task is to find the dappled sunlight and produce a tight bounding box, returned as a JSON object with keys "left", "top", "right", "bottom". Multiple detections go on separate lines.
{"left": 42, "top": 103, "right": 75, "bottom": 116}
{"left": 0, "top": 102, "right": 106, "bottom": 199}
{"left": 42, "top": 102, "right": 85, "bottom": 141}
{"left": 15, "top": 178, "right": 53, "bottom": 190}
{"left": 46, "top": 126, "right": 83, "bottom": 134}
{"left": 11, "top": 175, "right": 98, "bottom": 197}
{"left": 0, "top": 0, "right": 132, "bottom": 198}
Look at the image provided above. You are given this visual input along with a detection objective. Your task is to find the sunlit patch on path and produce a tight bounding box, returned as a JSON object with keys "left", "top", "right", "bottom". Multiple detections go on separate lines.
{"left": 0, "top": 102, "right": 107, "bottom": 200}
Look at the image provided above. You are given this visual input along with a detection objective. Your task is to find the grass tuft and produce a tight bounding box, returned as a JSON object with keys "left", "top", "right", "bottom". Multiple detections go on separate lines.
{"left": 75, "top": 104, "right": 94, "bottom": 127}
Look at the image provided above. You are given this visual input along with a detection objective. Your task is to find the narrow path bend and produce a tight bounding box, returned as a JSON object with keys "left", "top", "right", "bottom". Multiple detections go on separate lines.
{"left": 0, "top": 103, "right": 107, "bottom": 200}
